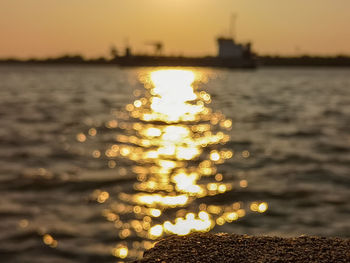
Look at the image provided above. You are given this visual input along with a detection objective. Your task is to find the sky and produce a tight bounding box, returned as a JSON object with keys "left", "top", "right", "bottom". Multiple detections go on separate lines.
{"left": 1, "top": 0, "right": 350, "bottom": 58}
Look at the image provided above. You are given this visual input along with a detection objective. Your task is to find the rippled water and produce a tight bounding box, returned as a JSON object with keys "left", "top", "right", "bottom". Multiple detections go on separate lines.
{"left": 0, "top": 65, "right": 349, "bottom": 262}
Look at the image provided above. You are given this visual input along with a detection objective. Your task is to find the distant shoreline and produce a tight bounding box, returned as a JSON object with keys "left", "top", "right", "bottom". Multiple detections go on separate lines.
{"left": 1, "top": 55, "right": 350, "bottom": 67}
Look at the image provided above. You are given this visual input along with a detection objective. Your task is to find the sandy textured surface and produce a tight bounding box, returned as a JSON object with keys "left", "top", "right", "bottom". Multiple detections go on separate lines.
{"left": 134, "top": 232, "right": 350, "bottom": 263}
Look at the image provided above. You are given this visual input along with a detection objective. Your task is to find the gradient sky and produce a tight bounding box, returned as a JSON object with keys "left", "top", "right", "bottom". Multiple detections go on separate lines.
{"left": 1, "top": 0, "right": 350, "bottom": 58}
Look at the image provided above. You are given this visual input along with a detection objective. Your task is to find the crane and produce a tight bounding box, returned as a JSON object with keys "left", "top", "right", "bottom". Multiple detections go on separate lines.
{"left": 144, "top": 41, "right": 163, "bottom": 56}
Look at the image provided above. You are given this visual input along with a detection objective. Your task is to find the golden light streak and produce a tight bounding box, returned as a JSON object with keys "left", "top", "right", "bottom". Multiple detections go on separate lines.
{"left": 87, "top": 68, "right": 269, "bottom": 260}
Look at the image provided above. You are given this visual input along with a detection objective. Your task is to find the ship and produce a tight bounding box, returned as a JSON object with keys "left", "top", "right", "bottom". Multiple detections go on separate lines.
{"left": 111, "top": 37, "right": 256, "bottom": 69}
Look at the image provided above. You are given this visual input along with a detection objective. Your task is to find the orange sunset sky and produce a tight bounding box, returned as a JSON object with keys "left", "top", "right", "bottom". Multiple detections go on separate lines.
{"left": 1, "top": 0, "right": 350, "bottom": 58}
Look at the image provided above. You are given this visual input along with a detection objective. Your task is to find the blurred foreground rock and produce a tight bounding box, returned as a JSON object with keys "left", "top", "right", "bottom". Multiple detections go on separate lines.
{"left": 134, "top": 232, "right": 350, "bottom": 263}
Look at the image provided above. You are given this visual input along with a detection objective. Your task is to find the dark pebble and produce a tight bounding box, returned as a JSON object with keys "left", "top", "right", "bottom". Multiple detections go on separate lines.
{"left": 133, "top": 232, "right": 350, "bottom": 263}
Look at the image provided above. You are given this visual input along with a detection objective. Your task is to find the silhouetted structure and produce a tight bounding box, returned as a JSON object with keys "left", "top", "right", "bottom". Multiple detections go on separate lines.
{"left": 111, "top": 37, "right": 256, "bottom": 69}
{"left": 145, "top": 41, "right": 163, "bottom": 56}
{"left": 110, "top": 46, "right": 118, "bottom": 58}
{"left": 217, "top": 37, "right": 251, "bottom": 59}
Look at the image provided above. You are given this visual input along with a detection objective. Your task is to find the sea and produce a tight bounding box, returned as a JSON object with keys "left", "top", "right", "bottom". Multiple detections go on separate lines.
{"left": 0, "top": 65, "right": 349, "bottom": 262}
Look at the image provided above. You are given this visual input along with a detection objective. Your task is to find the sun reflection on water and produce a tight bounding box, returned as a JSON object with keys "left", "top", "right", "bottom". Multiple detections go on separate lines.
{"left": 83, "top": 68, "right": 267, "bottom": 260}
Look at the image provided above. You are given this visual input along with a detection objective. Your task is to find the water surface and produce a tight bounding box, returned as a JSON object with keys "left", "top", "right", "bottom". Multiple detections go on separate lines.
{"left": 0, "top": 66, "right": 349, "bottom": 262}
